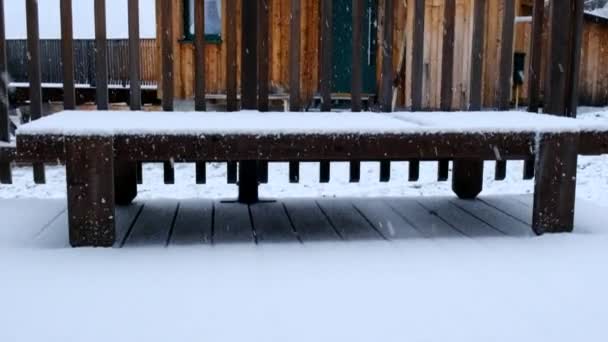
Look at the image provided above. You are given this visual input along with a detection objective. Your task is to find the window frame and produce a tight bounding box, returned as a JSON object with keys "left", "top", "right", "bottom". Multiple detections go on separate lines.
{"left": 182, "top": 0, "right": 222, "bottom": 44}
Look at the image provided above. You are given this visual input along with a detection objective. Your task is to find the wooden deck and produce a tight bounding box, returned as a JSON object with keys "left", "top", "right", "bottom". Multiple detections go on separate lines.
{"left": 3, "top": 195, "right": 571, "bottom": 249}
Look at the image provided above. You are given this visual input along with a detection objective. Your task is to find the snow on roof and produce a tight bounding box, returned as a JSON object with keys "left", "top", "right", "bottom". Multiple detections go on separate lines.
{"left": 4, "top": 0, "right": 156, "bottom": 39}
{"left": 16, "top": 110, "right": 588, "bottom": 137}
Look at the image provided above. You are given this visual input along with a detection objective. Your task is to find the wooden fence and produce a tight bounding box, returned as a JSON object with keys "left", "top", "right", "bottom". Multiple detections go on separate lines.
{"left": 0, "top": 0, "right": 585, "bottom": 188}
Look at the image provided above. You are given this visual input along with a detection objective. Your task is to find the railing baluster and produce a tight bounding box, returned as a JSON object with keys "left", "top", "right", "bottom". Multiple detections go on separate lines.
{"left": 26, "top": 0, "right": 45, "bottom": 184}
{"left": 0, "top": 0, "right": 11, "bottom": 184}
{"left": 160, "top": 0, "right": 174, "bottom": 183}
{"left": 409, "top": 0, "right": 424, "bottom": 182}
{"left": 379, "top": 0, "right": 393, "bottom": 182}
{"left": 60, "top": 0, "right": 76, "bottom": 109}
{"left": 129, "top": 0, "right": 142, "bottom": 110}
{"left": 226, "top": 0, "right": 237, "bottom": 112}
{"left": 319, "top": 0, "right": 332, "bottom": 183}
{"left": 194, "top": 0, "right": 206, "bottom": 184}
{"left": 94, "top": 0, "right": 109, "bottom": 110}
{"left": 437, "top": 0, "right": 455, "bottom": 182}
{"left": 258, "top": 0, "right": 270, "bottom": 183}
{"left": 349, "top": 0, "right": 363, "bottom": 183}
{"left": 289, "top": 0, "right": 301, "bottom": 183}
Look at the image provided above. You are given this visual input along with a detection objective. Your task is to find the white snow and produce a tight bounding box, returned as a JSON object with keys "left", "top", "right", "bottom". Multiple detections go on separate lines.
{"left": 590, "top": 3, "right": 608, "bottom": 19}
{"left": 17, "top": 110, "right": 586, "bottom": 136}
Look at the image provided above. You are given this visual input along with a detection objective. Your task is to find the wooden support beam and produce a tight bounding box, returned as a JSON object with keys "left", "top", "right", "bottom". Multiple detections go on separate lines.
{"left": 26, "top": 0, "right": 45, "bottom": 184}
{"left": 161, "top": 0, "right": 173, "bottom": 111}
{"left": 60, "top": 0, "right": 76, "bottom": 110}
{"left": 66, "top": 136, "right": 115, "bottom": 247}
{"left": 226, "top": 0, "right": 237, "bottom": 111}
{"left": 194, "top": 0, "right": 206, "bottom": 111}
{"left": 94, "top": 0, "right": 109, "bottom": 110}
{"left": 411, "top": 0, "right": 425, "bottom": 111}
{"left": 320, "top": 0, "right": 332, "bottom": 112}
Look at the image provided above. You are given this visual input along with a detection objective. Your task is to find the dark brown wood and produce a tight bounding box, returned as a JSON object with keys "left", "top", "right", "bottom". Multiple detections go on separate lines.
{"left": 94, "top": 0, "right": 109, "bottom": 110}
{"left": 408, "top": 160, "right": 420, "bottom": 181}
{"left": 0, "top": 145, "right": 12, "bottom": 183}
{"left": 289, "top": 161, "right": 299, "bottom": 183}
{"left": 437, "top": 160, "right": 449, "bottom": 181}
{"left": 225, "top": 0, "right": 237, "bottom": 111}
{"left": 194, "top": 0, "right": 206, "bottom": 111}
{"left": 469, "top": 0, "right": 485, "bottom": 110}
{"left": 163, "top": 161, "right": 174, "bottom": 184}
{"left": 532, "top": 133, "right": 578, "bottom": 234}
{"left": 523, "top": 158, "right": 535, "bottom": 180}
{"left": 195, "top": 161, "right": 206, "bottom": 184}
{"left": 257, "top": 161, "right": 268, "bottom": 183}
{"left": 114, "top": 161, "right": 137, "bottom": 205}
{"left": 379, "top": 161, "right": 390, "bottom": 182}
{"left": 0, "top": 0, "right": 8, "bottom": 142}
{"left": 65, "top": 136, "right": 115, "bottom": 247}
{"left": 289, "top": 0, "right": 301, "bottom": 111}
{"left": 497, "top": 0, "right": 515, "bottom": 110}
{"left": 411, "top": 0, "right": 425, "bottom": 111}
{"left": 351, "top": 0, "right": 363, "bottom": 112}
{"left": 0, "top": 162, "right": 10, "bottom": 184}
{"left": 26, "top": 0, "right": 45, "bottom": 184}
{"left": 136, "top": 161, "right": 143, "bottom": 184}
{"left": 440, "top": 0, "right": 455, "bottom": 111}
{"left": 60, "top": 0, "right": 76, "bottom": 110}
{"left": 258, "top": 0, "right": 270, "bottom": 112}
{"left": 161, "top": 0, "right": 173, "bottom": 111}
{"left": 227, "top": 162, "right": 237, "bottom": 184}
{"left": 495, "top": 160, "right": 507, "bottom": 180}
{"left": 380, "top": 0, "right": 394, "bottom": 112}
{"left": 238, "top": 160, "right": 258, "bottom": 203}
{"left": 128, "top": 0, "right": 141, "bottom": 110}
{"left": 320, "top": 161, "right": 330, "bottom": 183}
{"left": 349, "top": 160, "right": 361, "bottom": 182}
{"left": 565, "top": 0, "right": 584, "bottom": 118}
{"left": 527, "top": 0, "right": 544, "bottom": 113}
{"left": 452, "top": 159, "right": 483, "bottom": 199}
{"left": 319, "top": 0, "right": 332, "bottom": 112}
{"left": 241, "top": 0, "right": 258, "bottom": 109}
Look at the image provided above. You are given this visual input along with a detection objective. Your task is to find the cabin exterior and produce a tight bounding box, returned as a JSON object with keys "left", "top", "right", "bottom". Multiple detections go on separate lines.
{"left": 152, "top": 0, "right": 607, "bottom": 109}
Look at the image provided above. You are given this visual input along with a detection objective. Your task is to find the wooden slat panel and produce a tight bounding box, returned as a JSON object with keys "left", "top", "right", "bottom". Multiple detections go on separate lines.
{"left": 194, "top": 0, "right": 206, "bottom": 111}
{"left": 250, "top": 202, "right": 299, "bottom": 243}
{"left": 161, "top": 0, "right": 173, "bottom": 111}
{"left": 123, "top": 200, "right": 178, "bottom": 246}
{"left": 283, "top": 199, "right": 339, "bottom": 241}
{"left": 170, "top": 200, "right": 213, "bottom": 245}
{"left": 319, "top": 0, "right": 332, "bottom": 112}
{"left": 440, "top": 0, "right": 455, "bottom": 111}
{"left": 410, "top": 0, "right": 425, "bottom": 111}
{"left": 213, "top": 202, "right": 254, "bottom": 243}
{"left": 469, "top": 0, "right": 485, "bottom": 110}
{"left": 289, "top": 0, "right": 301, "bottom": 110}
{"left": 497, "top": 0, "right": 515, "bottom": 110}
{"left": 226, "top": 0, "right": 237, "bottom": 111}
{"left": 94, "top": 0, "right": 109, "bottom": 110}
{"left": 316, "top": 199, "right": 381, "bottom": 240}
{"left": 60, "top": 0, "right": 76, "bottom": 110}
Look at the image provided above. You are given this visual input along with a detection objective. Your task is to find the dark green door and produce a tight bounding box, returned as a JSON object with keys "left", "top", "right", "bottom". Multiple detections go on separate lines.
{"left": 332, "top": 0, "right": 377, "bottom": 94}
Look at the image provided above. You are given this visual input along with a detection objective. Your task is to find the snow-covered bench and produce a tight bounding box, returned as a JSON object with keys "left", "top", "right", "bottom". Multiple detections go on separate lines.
{"left": 16, "top": 110, "right": 605, "bottom": 247}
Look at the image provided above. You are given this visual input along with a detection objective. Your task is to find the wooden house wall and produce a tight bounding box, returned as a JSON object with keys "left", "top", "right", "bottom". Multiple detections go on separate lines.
{"left": 579, "top": 21, "right": 608, "bottom": 106}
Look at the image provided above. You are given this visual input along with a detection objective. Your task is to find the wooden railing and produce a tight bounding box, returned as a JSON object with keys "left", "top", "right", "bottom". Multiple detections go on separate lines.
{"left": 0, "top": 0, "right": 585, "bottom": 189}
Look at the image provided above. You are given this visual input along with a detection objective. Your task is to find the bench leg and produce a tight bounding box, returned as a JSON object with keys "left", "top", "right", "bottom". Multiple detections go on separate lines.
{"left": 114, "top": 161, "right": 138, "bottom": 205}
{"left": 0, "top": 161, "right": 11, "bottom": 184}
{"left": 238, "top": 160, "right": 259, "bottom": 204}
{"left": 532, "top": 133, "right": 578, "bottom": 235}
{"left": 452, "top": 160, "right": 484, "bottom": 199}
{"left": 65, "top": 136, "right": 116, "bottom": 247}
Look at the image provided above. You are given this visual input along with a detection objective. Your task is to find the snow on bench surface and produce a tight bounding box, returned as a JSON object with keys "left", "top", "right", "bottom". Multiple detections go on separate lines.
{"left": 16, "top": 110, "right": 591, "bottom": 137}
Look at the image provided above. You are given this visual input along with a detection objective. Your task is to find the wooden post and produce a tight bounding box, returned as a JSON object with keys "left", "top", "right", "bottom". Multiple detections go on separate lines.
{"left": 289, "top": 0, "right": 301, "bottom": 183}
{"left": 410, "top": 0, "right": 425, "bottom": 111}
{"left": 161, "top": 0, "right": 173, "bottom": 111}
{"left": 238, "top": 160, "right": 258, "bottom": 204}
{"left": 0, "top": 0, "right": 10, "bottom": 184}
{"left": 452, "top": 0, "right": 485, "bottom": 199}
{"left": 26, "top": 0, "right": 45, "bottom": 184}
{"left": 66, "top": 136, "right": 116, "bottom": 247}
{"left": 226, "top": 0, "right": 237, "bottom": 111}
{"left": 437, "top": 0, "right": 455, "bottom": 182}
{"left": 257, "top": 0, "right": 270, "bottom": 183}
{"left": 194, "top": 0, "right": 206, "bottom": 111}
{"left": 565, "top": 0, "right": 584, "bottom": 118}
{"left": 94, "top": 0, "right": 109, "bottom": 110}
{"left": 532, "top": 133, "right": 578, "bottom": 234}
{"left": 351, "top": 0, "right": 362, "bottom": 112}
{"left": 60, "top": 0, "right": 76, "bottom": 110}
{"left": 379, "top": 0, "right": 393, "bottom": 181}
{"left": 320, "top": 0, "right": 332, "bottom": 112}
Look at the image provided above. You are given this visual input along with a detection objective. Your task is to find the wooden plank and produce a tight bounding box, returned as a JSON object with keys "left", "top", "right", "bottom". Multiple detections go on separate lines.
{"left": 213, "top": 202, "right": 254, "bottom": 243}
{"left": 351, "top": 0, "right": 363, "bottom": 112}
{"left": 352, "top": 199, "right": 422, "bottom": 239}
{"left": 94, "top": 0, "right": 109, "bottom": 110}
{"left": 449, "top": 198, "right": 532, "bottom": 237}
{"left": 289, "top": 161, "right": 300, "bottom": 183}
{"left": 526, "top": 0, "right": 543, "bottom": 113}
{"left": 65, "top": 136, "right": 115, "bottom": 247}
{"left": 169, "top": 200, "right": 213, "bottom": 245}
{"left": 60, "top": 0, "right": 76, "bottom": 110}
{"left": 195, "top": 161, "right": 206, "bottom": 184}
{"left": 289, "top": 0, "right": 301, "bottom": 110}
{"left": 26, "top": 0, "right": 45, "bottom": 184}
{"left": 437, "top": 160, "right": 449, "bottom": 181}
{"left": 349, "top": 160, "right": 361, "bottom": 183}
{"left": 282, "top": 199, "right": 339, "bottom": 241}
{"left": 417, "top": 197, "right": 503, "bottom": 237}
{"left": 408, "top": 160, "right": 420, "bottom": 181}
{"left": 227, "top": 161, "right": 237, "bottom": 184}
{"left": 469, "top": 0, "right": 485, "bottom": 110}
{"left": 379, "top": 160, "right": 390, "bottom": 182}
{"left": 123, "top": 200, "right": 178, "bottom": 246}
{"left": 226, "top": 0, "right": 237, "bottom": 111}
{"left": 161, "top": 0, "right": 173, "bottom": 111}
{"left": 380, "top": 0, "right": 393, "bottom": 112}
{"left": 497, "top": 0, "right": 515, "bottom": 110}
{"left": 241, "top": 0, "right": 258, "bottom": 109}
{"left": 480, "top": 196, "right": 532, "bottom": 225}
{"left": 532, "top": 133, "right": 578, "bottom": 234}
{"left": 194, "top": 0, "right": 206, "bottom": 111}
{"left": 545, "top": 0, "right": 570, "bottom": 115}
{"left": 114, "top": 203, "right": 144, "bottom": 247}
{"left": 316, "top": 199, "right": 382, "bottom": 240}
{"left": 250, "top": 202, "right": 299, "bottom": 243}
{"left": 319, "top": 161, "right": 330, "bottom": 183}
{"left": 440, "top": 0, "right": 455, "bottom": 112}
{"left": 319, "top": 0, "right": 332, "bottom": 112}
{"left": 384, "top": 198, "right": 462, "bottom": 238}
{"left": 258, "top": 0, "right": 270, "bottom": 111}
{"left": 163, "top": 161, "right": 175, "bottom": 184}
{"left": 410, "top": 0, "right": 425, "bottom": 111}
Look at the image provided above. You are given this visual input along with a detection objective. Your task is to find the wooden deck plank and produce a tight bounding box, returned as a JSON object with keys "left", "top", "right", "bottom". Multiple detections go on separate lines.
{"left": 282, "top": 199, "right": 340, "bottom": 242}
{"left": 250, "top": 202, "right": 299, "bottom": 243}
{"left": 114, "top": 203, "right": 144, "bottom": 247}
{"left": 417, "top": 197, "right": 504, "bottom": 238}
{"left": 123, "top": 200, "right": 178, "bottom": 247}
{"left": 479, "top": 196, "right": 532, "bottom": 225}
{"left": 213, "top": 202, "right": 254, "bottom": 244}
{"left": 351, "top": 199, "right": 423, "bottom": 240}
{"left": 384, "top": 198, "right": 463, "bottom": 238}
{"left": 169, "top": 200, "right": 213, "bottom": 246}
{"left": 316, "top": 199, "right": 382, "bottom": 241}
{"left": 449, "top": 199, "right": 532, "bottom": 237}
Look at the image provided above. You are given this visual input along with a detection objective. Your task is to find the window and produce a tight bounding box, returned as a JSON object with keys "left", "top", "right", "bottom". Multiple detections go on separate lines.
{"left": 184, "top": 0, "right": 222, "bottom": 42}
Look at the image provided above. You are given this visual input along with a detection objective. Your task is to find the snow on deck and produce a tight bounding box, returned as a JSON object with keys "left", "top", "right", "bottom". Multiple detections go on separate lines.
{"left": 1, "top": 195, "right": 608, "bottom": 342}
{"left": 16, "top": 110, "right": 589, "bottom": 136}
